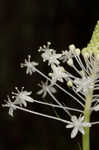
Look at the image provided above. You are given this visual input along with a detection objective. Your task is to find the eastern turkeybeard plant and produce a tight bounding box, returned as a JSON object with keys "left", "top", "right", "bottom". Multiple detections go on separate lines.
{"left": 3, "top": 21, "right": 99, "bottom": 150}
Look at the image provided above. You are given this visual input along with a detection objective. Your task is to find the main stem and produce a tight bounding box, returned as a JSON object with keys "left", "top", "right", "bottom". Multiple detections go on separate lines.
{"left": 82, "top": 89, "right": 93, "bottom": 150}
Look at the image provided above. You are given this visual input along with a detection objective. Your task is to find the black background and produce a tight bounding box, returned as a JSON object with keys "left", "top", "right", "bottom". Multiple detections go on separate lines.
{"left": 0, "top": 0, "right": 99, "bottom": 150}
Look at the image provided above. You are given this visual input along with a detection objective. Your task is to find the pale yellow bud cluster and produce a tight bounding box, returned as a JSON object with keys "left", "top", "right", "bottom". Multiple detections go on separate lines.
{"left": 82, "top": 21, "right": 99, "bottom": 57}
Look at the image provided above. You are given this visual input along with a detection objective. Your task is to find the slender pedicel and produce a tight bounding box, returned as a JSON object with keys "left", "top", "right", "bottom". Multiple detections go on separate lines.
{"left": 35, "top": 68, "right": 85, "bottom": 107}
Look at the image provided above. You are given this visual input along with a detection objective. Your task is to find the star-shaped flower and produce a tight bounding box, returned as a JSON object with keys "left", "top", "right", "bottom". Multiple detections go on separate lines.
{"left": 66, "top": 115, "right": 91, "bottom": 138}
{"left": 60, "top": 44, "right": 80, "bottom": 63}
{"left": 20, "top": 55, "right": 39, "bottom": 75}
{"left": 92, "top": 104, "right": 99, "bottom": 111}
{"left": 3, "top": 96, "right": 17, "bottom": 117}
{"left": 12, "top": 87, "right": 34, "bottom": 107}
{"left": 46, "top": 53, "right": 62, "bottom": 66}
{"left": 38, "top": 42, "right": 62, "bottom": 66}
{"left": 37, "top": 80, "right": 56, "bottom": 98}
{"left": 49, "top": 65, "right": 68, "bottom": 83}
{"left": 73, "top": 71, "right": 94, "bottom": 95}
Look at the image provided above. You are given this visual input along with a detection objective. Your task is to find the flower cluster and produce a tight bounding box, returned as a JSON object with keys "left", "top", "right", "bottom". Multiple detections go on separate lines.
{"left": 3, "top": 21, "right": 99, "bottom": 140}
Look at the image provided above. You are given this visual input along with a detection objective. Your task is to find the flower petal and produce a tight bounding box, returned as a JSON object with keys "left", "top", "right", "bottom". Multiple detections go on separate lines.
{"left": 66, "top": 124, "right": 74, "bottom": 128}
{"left": 82, "top": 122, "right": 91, "bottom": 127}
{"left": 37, "top": 90, "right": 43, "bottom": 95}
{"left": 71, "top": 127, "right": 78, "bottom": 138}
{"left": 79, "top": 127, "right": 85, "bottom": 135}
{"left": 24, "top": 96, "right": 34, "bottom": 102}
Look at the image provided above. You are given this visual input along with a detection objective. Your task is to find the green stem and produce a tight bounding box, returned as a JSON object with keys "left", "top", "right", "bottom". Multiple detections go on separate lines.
{"left": 82, "top": 90, "right": 93, "bottom": 150}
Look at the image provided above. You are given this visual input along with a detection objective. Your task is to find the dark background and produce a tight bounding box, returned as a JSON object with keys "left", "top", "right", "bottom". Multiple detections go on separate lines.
{"left": 0, "top": 0, "right": 99, "bottom": 150}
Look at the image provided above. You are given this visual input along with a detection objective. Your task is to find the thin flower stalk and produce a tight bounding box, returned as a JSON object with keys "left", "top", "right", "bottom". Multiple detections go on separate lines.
{"left": 35, "top": 68, "right": 85, "bottom": 107}
{"left": 47, "top": 88, "right": 71, "bottom": 116}
{"left": 3, "top": 103, "right": 70, "bottom": 124}
{"left": 74, "top": 55, "right": 89, "bottom": 75}
{"left": 31, "top": 99, "right": 84, "bottom": 113}
{"left": 37, "top": 80, "right": 71, "bottom": 116}
{"left": 3, "top": 97, "right": 99, "bottom": 125}
{"left": 3, "top": 20, "right": 99, "bottom": 150}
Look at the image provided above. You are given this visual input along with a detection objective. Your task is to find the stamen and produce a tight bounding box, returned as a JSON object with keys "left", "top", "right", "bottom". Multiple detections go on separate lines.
{"left": 75, "top": 55, "right": 89, "bottom": 76}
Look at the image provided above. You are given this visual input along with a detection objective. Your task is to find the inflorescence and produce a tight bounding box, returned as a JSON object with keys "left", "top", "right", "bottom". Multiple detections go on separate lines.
{"left": 3, "top": 21, "right": 99, "bottom": 139}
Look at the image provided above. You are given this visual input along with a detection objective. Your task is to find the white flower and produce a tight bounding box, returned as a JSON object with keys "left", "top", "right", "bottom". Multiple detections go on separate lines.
{"left": 49, "top": 65, "right": 68, "bottom": 83}
{"left": 47, "top": 53, "right": 62, "bottom": 66}
{"left": 73, "top": 71, "right": 94, "bottom": 95}
{"left": 60, "top": 44, "right": 80, "bottom": 63}
{"left": 66, "top": 115, "right": 91, "bottom": 138}
{"left": 20, "top": 55, "right": 39, "bottom": 75}
{"left": 12, "top": 87, "right": 34, "bottom": 107}
{"left": 38, "top": 42, "right": 62, "bottom": 66}
{"left": 3, "top": 96, "right": 16, "bottom": 117}
{"left": 92, "top": 104, "right": 99, "bottom": 111}
{"left": 37, "top": 80, "right": 56, "bottom": 98}
{"left": 60, "top": 50, "right": 71, "bottom": 63}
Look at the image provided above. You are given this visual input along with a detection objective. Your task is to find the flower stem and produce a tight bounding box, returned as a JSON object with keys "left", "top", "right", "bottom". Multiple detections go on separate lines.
{"left": 82, "top": 89, "right": 93, "bottom": 150}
